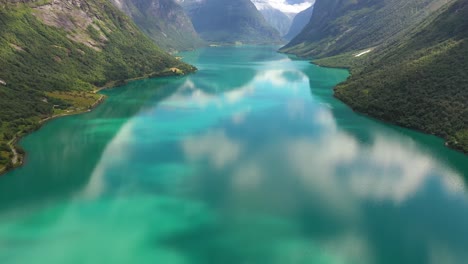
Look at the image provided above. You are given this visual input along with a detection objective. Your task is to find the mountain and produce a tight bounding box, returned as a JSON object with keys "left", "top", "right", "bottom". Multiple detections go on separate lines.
{"left": 332, "top": 0, "right": 468, "bottom": 152}
{"left": 281, "top": 0, "right": 467, "bottom": 152}
{"left": 110, "top": 0, "right": 203, "bottom": 53}
{"left": 284, "top": 5, "right": 314, "bottom": 40}
{"left": 0, "top": 0, "right": 195, "bottom": 171}
{"left": 180, "top": 0, "right": 282, "bottom": 44}
{"left": 253, "top": 1, "right": 292, "bottom": 37}
{"left": 281, "top": 0, "right": 451, "bottom": 58}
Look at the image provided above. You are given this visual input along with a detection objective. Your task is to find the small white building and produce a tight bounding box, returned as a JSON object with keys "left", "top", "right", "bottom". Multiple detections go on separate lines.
{"left": 0, "top": 79, "right": 6, "bottom": 86}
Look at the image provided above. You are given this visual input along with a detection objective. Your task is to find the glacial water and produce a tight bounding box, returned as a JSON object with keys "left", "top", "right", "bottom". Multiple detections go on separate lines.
{"left": 0, "top": 46, "right": 467, "bottom": 264}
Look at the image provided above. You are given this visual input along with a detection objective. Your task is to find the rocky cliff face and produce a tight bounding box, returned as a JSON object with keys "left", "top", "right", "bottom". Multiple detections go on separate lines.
{"left": 30, "top": 0, "right": 114, "bottom": 51}
{"left": 1, "top": 0, "right": 152, "bottom": 52}
{"left": 110, "top": 0, "right": 203, "bottom": 52}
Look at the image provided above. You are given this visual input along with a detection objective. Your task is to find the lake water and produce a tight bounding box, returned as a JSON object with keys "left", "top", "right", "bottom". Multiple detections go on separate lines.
{"left": 1, "top": 46, "right": 467, "bottom": 264}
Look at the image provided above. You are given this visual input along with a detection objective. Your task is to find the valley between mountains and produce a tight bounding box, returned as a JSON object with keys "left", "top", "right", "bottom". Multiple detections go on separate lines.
{"left": 0, "top": 0, "right": 466, "bottom": 170}
{"left": 1, "top": 1, "right": 468, "bottom": 263}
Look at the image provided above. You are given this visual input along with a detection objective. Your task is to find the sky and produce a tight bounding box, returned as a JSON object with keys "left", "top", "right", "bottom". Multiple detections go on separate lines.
{"left": 252, "top": 0, "right": 315, "bottom": 14}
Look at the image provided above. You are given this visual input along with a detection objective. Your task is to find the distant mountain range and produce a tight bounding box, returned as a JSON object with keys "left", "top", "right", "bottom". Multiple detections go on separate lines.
{"left": 281, "top": 0, "right": 468, "bottom": 152}
{"left": 284, "top": 5, "right": 314, "bottom": 40}
{"left": 256, "top": 3, "right": 293, "bottom": 37}
{"left": 252, "top": 0, "right": 315, "bottom": 38}
{"left": 180, "top": 0, "right": 282, "bottom": 44}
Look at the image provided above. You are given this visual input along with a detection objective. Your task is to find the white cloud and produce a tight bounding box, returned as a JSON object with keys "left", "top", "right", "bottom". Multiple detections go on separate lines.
{"left": 252, "top": 0, "right": 315, "bottom": 14}
{"left": 182, "top": 130, "right": 241, "bottom": 169}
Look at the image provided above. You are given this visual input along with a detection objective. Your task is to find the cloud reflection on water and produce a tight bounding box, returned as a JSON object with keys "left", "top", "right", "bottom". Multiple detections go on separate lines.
{"left": 78, "top": 51, "right": 468, "bottom": 263}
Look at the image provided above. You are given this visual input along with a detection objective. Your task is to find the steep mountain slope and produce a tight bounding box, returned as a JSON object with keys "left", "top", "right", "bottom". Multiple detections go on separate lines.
{"left": 254, "top": 3, "right": 292, "bottom": 37}
{"left": 331, "top": 0, "right": 468, "bottom": 152}
{"left": 0, "top": 0, "right": 195, "bottom": 171}
{"left": 180, "top": 0, "right": 282, "bottom": 44}
{"left": 281, "top": 0, "right": 451, "bottom": 58}
{"left": 110, "top": 0, "right": 203, "bottom": 53}
{"left": 284, "top": 5, "right": 314, "bottom": 40}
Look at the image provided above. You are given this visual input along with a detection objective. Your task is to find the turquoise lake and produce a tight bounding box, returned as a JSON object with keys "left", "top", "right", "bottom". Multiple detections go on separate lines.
{"left": 0, "top": 46, "right": 468, "bottom": 264}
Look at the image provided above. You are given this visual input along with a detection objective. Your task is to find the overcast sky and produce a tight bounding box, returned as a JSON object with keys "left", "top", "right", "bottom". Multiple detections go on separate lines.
{"left": 252, "top": 0, "right": 315, "bottom": 14}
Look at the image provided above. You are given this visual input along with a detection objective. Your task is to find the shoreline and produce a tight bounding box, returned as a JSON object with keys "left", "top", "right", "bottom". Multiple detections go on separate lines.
{"left": 0, "top": 94, "right": 106, "bottom": 175}
{"left": 333, "top": 90, "right": 468, "bottom": 155}
{"left": 39, "top": 95, "right": 106, "bottom": 125}
{"left": 279, "top": 49, "right": 466, "bottom": 155}
{"left": 0, "top": 68, "right": 194, "bottom": 176}
{"left": 324, "top": 70, "right": 466, "bottom": 155}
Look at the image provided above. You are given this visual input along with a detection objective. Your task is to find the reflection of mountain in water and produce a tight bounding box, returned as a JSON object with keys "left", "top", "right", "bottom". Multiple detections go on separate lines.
{"left": 183, "top": 46, "right": 285, "bottom": 93}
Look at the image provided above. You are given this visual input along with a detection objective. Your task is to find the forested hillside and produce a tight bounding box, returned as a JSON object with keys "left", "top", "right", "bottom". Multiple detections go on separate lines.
{"left": 0, "top": 0, "right": 195, "bottom": 171}
{"left": 333, "top": 0, "right": 468, "bottom": 152}
{"left": 281, "top": 0, "right": 451, "bottom": 57}
{"left": 110, "top": 0, "right": 203, "bottom": 53}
